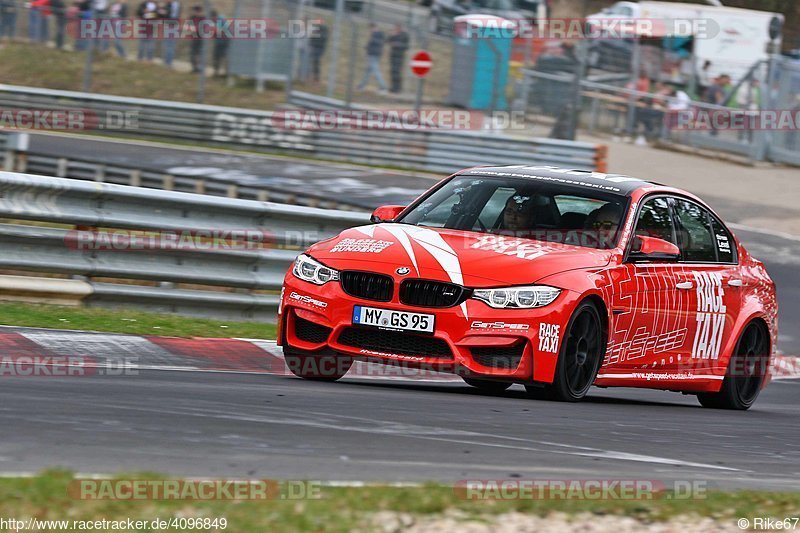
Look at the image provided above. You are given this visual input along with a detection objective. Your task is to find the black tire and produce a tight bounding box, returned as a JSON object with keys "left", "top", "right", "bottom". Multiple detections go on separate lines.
{"left": 463, "top": 377, "right": 512, "bottom": 393}
{"left": 525, "top": 301, "right": 604, "bottom": 402}
{"left": 697, "top": 322, "right": 769, "bottom": 410}
{"left": 284, "top": 350, "right": 353, "bottom": 382}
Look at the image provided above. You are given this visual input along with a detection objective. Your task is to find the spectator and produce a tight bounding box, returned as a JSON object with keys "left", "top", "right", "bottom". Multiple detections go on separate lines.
{"left": 211, "top": 8, "right": 228, "bottom": 76}
{"left": 136, "top": 0, "right": 157, "bottom": 60}
{"left": 668, "top": 85, "right": 691, "bottom": 111}
{"left": 356, "top": 23, "right": 386, "bottom": 94}
{"left": 736, "top": 78, "right": 761, "bottom": 110}
{"left": 0, "top": 0, "right": 18, "bottom": 41}
{"left": 161, "top": 0, "right": 178, "bottom": 66}
{"left": 66, "top": 0, "right": 81, "bottom": 48}
{"left": 92, "top": 0, "right": 108, "bottom": 50}
{"left": 736, "top": 78, "right": 761, "bottom": 142}
{"left": 697, "top": 60, "right": 712, "bottom": 99}
{"left": 27, "top": 0, "right": 41, "bottom": 41}
{"left": 626, "top": 71, "right": 651, "bottom": 95}
{"left": 387, "top": 23, "right": 408, "bottom": 94}
{"left": 30, "top": 0, "right": 50, "bottom": 43}
{"left": 187, "top": 4, "right": 203, "bottom": 72}
{"left": 308, "top": 18, "right": 327, "bottom": 82}
{"left": 632, "top": 81, "right": 671, "bottom": 144}
{"left": 51, "top": 0, "right": 65, "bottom": 48}
{"left": 705, "top": 74, "right": 727, "bottom": 106}
{"left": 108, "top": 0, "right": 126, "bottom": 57}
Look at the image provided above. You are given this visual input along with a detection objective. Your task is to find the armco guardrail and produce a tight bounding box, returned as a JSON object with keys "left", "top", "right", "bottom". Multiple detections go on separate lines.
{"left": 0, "top": 140, "right": 362, "bottom": 211}
{"left": 0, "top": 84, "right": 607, "bottom": 173}
{"left": 0, "top": 172, "right": 368, "bottom": 321}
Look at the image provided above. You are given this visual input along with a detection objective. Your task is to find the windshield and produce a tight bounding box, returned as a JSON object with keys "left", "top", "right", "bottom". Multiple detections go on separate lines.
{"left": 398, "top": 175, "right": 628, "bottom": 250}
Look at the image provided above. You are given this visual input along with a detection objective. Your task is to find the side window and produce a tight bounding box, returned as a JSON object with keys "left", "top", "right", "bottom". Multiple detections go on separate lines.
{"left": 414, "top": 195, "right": 459, "bottom": 228}
{"left": 674, "top": 199, "right": 717, "bottom": 262}
{"left": 634, "top": 197, "right": 677, "bottom": 244}
{"left": 710, "top": 216, "right": 737, "bottom": 263}
{"left": 475, "top": 187, "right": 515, "bottom": 230}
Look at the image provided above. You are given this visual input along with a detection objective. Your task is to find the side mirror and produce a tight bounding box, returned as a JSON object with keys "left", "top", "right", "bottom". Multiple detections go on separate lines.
{"left": 370, "top": 205, "right": 405, "bottom": 224}
{"left": 629, "top": 236, "right": 680, "bottom": 262}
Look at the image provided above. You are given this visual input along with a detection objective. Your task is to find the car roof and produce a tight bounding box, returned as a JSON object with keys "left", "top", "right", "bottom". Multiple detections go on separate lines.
{"left": 457, "top": 165, "right": 655, "bottom": 196}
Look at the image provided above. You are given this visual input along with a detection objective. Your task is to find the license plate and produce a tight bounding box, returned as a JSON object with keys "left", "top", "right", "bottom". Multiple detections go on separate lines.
{"left": 352, "top": 306, "right": 434, "bottom": 334}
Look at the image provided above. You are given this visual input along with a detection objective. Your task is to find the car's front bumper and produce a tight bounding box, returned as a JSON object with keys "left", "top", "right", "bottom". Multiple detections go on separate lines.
{"left": 277, "top": 274, "right": 580, "bottom": 384}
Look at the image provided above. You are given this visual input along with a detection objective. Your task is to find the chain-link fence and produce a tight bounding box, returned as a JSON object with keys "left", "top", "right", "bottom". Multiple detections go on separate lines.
{"left": 520, "top": 53, "right": 800, "bottom": 165}
{"left": 284, "top": 0, "right": 448, "bottom": 107}
{"left": 767, "top": 57, "right": 800, "bottom": 165}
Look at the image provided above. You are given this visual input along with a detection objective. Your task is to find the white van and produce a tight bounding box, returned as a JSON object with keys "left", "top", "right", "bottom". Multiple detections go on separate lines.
{"left": 586, "top": 1, "right": 784, "bottom": 82}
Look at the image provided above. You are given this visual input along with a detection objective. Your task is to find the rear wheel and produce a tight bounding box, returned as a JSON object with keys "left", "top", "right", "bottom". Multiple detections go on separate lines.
{"left": 284, "top": 350, "right": 353, "bottom": 382}
{"left": 463, "top": 378, "right": 512, "bottom": 393}
{"left": 525, "top": 301, "right": 604, "bottom": 402}
{"left": 697, "top": 322, "right": 769, "bottom": 410}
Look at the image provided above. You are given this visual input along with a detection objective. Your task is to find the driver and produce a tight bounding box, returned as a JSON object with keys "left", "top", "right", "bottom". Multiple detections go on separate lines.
{"left": 502, "top": 194, "right": 536, "bottom": 233}
{"left": 584, "top": 203, "right": 622, "bottom": 248}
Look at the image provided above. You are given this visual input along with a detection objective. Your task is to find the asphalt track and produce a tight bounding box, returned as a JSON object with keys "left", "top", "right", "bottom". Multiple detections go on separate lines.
{"left": 1, "top": 364, "right": 799, "bottom": 489}
{"left": 27, "top": 134, "right": 434, "bottom": 209}
{"left": 4, "top": 133, "right": 799, "bottom": 489}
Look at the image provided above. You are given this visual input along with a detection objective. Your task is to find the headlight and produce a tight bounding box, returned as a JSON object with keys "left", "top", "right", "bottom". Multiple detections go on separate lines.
{"left": 471, "top": 285, "right": 561, "bottom": 309}
{"left": 292, "top": 254, "right": 339, "bottom": 285}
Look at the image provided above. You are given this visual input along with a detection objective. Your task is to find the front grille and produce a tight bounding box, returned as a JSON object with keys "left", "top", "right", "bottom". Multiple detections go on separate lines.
{"left": 471, "top": 343, "right": 526, "bottom": 370}
{"left": 400, "top": 279, "right": 468, "bottom": 308}
{"left": 294, "top": 316, "right": 332, "bottom": 344}
{"left": 340, "top": 271, "right": 393, "bottom": 302}
{"left": 337, "top": 327, "right": 452, "bottom": 359}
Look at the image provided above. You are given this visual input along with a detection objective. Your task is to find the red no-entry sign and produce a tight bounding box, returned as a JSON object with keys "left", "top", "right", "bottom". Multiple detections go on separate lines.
{"left": 410, "top": 51, "right": 433, "bottom": 78}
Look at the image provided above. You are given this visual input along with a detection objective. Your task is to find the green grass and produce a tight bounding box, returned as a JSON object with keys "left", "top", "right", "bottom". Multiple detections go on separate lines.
{"left": 1, "top": 471, "right": 800, "bottom": 532}
{"left": 0, "top": 302, "right": 276, "bottom": 339}
{"left": 0, "top": 43, "right": 287, "bottom": 110}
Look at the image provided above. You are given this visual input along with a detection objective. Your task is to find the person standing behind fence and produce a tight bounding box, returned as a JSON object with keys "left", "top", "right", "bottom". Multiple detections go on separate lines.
{"left": 188, "top": 4, "right": 203, "bottom": 73}
{"left": 136, "top": 0, "right": 157, "bottom": 60}
{"left": 29, "top": 0, "right": 50, "bottom": 43}
{"left": 92, "top": 0, "right": 108, "bottom": 50}
{"left": 697, "top": 60, "right": 712, "bottom": 99}
{"left": 50, "top": 0, "right": 65, "bottom": 48}
{"left": 387, "top": 23, "right": 408, "bottom": 94}
{"left": 210, "top": 9, "right": 228, "bottom": 77}
{"left": 27, "top": 0, "right": 40, "bottom": 41}
{"left": 357, "top": 23, "right": 387, "bottom": 94}
{"left": 736, "top": 78, "right": 761, "bottom": 142}
{"left": 0, "top": 0, "right": 18, "bottom": 41}
{"left": 161, "top": 0, "right": 178, "bottom": 66}
{"left": 308, "top": 18, "right": 327, "bottom": 82}
{"left": 108, "top": 0, "right": 126, "bottom": 56}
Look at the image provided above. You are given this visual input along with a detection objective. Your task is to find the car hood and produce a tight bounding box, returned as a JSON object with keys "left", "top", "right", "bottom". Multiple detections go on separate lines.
{"left": 308, "top": 223, "right": 613, "bottom": 287}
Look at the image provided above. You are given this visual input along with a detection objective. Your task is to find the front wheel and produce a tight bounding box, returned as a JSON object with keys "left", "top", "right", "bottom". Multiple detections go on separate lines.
{"left": 697, "top": 322, "right": 769, "bottom": 410}
{"left": 526, "top": 301, "right": 604, "bottom": 402}
{"left": 284, "top": 350, "right": 353, "bottom": 382}
{"left": 463, "top": 377, "right": 512, "bottom": 393}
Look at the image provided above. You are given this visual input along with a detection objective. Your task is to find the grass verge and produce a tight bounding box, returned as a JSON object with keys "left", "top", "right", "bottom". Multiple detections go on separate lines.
{"left": 0, "top": 302, "right": 276, "bottom": 339}
{"left": 0, "top": 43, "right": 286, "bottom": 110}
{"left": 1, "top": 471, "right": 799, "bottom": 532}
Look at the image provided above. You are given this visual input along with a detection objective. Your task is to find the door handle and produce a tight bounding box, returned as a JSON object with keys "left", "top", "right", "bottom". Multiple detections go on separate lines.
{"left": 728, "top": 279, "right": 743, "bottom": 287}
{"left": 676, "top": 281, "right": 693, "bottom": 290}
